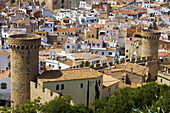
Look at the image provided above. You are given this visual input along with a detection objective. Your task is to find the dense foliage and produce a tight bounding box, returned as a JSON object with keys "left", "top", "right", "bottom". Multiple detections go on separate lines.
{"left": 92, "top": 82, "right": 170, "bottom": 113}
{"left": 42, "top": 96, "right": 93, "bottom": 113}
{"left": 0, "top": 82, "right": 169, "bottom": 113}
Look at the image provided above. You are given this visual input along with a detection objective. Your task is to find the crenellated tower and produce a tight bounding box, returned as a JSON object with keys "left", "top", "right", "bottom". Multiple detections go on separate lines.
{"left": 133, "top": 21, "right": 161, "bottom": 80}
{"left": 8, "top": 34, "right": 41, "bottom": 106}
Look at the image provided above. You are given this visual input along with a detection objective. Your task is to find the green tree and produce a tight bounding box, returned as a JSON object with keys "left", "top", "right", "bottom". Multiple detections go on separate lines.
{"left": 92, "top": 82, "right": 170, "bottom": 113}
{"left": 95, "top": 80, "right": 100, "bottom": 100}
{"left": 42, "top": 96, "right": 93, "bottom": 113}
{"left": 42, "top": 96, "right": 72, "bottom": 113}
{"left": 0, "top": 97, "right": 43, "bottom": 113}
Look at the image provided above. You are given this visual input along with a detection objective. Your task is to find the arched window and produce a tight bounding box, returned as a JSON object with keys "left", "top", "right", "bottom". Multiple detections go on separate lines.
{"left": 80, "top": 83, "right": 83, "bottom": 88}
{"left": 61, "top": 84, "right": 64, "bottom": 90}
{"left": 56, "top": 84, "right": 59, "bottom": 90}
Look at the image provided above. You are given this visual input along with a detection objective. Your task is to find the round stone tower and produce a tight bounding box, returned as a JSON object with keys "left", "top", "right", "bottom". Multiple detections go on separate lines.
{"left": 8, "top": 34, "right": 41, "bottom": 106}
{"left": 133, "top": 20, "right": 161, "bottom": 81}
{"left": 141, "top": 30, "right": 161, "bottom": 60}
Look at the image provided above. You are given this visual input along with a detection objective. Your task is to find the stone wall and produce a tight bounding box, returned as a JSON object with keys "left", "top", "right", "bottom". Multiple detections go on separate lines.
{"left": 30, "top": 81, "right": 60, "bottom": 104}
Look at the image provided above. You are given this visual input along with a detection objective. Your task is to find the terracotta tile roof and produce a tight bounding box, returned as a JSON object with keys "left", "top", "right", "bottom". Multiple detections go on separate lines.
{"left": 38, "top": 68, "right": 103, "bottom": 82}
{"left": 114, "top": 9, "right": 146, "bottom": 15}
{"left": 16, "top": 19, "right": 25, "bottom": 23}
{"left": 119, "top": 83, "right": 137, "bottom": 88}
{"left": 158, "top": 52, "right": 170, "bottom": 57}
{"left": 59, "top": 58, "right": 73, "bottom": 66}
{"left": 71, "top": 53, "right": 101, "bottom": 60}
{"left": 65, "top": 42, "right": 77, "bottom": 45}
{"left": 107, "top": 47, "right": 117, "bottom": 51}
{"left": 39, "top": 48, "right": 62, "bottom": 55}
{"left": 0, "top": 69, "right": 10, "bottom": 79}
{"left": 124, "top": 63, "right": 148, "bottom": 76}
{"left": 56, "top": 27, "right": 75, "bottom": 32}
{"left": 103, "top": 74, "right": 119, "bottom": 87}
{"left": 104, "top": 38, "right": 113, "bottom": 42}
{"left": 164, "top": 65, "right": 170, "bottom": 69}
{"left": 48, "top": 18, "right": 54, "bottom": 22}
{"left": 87, "top": 38, "right": 103, "bottom": 44}
{"left": 0, "top": 50, "right": 10, "bottom": 57}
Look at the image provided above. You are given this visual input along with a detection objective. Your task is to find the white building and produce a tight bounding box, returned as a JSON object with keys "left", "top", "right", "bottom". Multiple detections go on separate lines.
{"left": 37, "top": 68, "right": 119, "bottom": 108}
{"left": 0, "top": 70, "right": 11, "bottom": 106}
{"left": 0, "top": 50, "right": 10, "bottom": 73}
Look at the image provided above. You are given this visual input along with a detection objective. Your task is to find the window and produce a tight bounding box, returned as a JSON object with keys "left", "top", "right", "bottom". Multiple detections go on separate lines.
{"left": 62, "top": 0, "right": 64, "bottom": 3}
{"left": 80, "top": 83, "right": 83, "bottom": 88}
{"left": 56, "top": 85, "right": 59, "bottom": 90}
{"left": 98, "top": 80, "right": 100, "bottom": 86}
{"left": 92, "top": 35, "right": 94, "bottom": 38}
{"left": 61, "top": 84, "right": 64, "bottom": 90}
{"left": 102, "top": 52, "right": 104, "bottom": 55}
{"left": 67, "top": 46, "right": 70, "bottom": 49}
{"left": 115, "top": 84, "right": 118, "bottom": 89}
{"left": 97, "top": 44, "right": 100, "bottom": 47}
{"left": 1, "top": 83, "right": 7, "bottom": 89}
{"left": 108, "top": 52, "right": 112, "bottom": 55}
{"left": 160, "top": 79, "right": 162, "bottom": 83}
{"left": 42, "top": 87, "right": 45, "bottom": 92}
{"left": 108, "top": 87, "right": 111, "bottom": 92}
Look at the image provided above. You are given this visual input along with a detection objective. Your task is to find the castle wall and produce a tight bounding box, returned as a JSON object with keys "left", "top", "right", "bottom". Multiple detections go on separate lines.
{"left": 146, "top": 60, "right": 158, "bottom": 80}
{"left": 30, "top": 81, "right": 60, "bottom": 104}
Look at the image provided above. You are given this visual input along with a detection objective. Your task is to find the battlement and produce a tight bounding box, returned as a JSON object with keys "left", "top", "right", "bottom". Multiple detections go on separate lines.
{"left": 70, "top": 62, "right": 113, "bottom": 70}
{"left": 8, "top": 34, "right": 41, "bottom": 46}
{"left": 9, "top": 44, "right": 40, "bottom": 49}
{"left": 134, "top": 30, "right": 161, "bottom": 39}
{"left": 125, "top": 56, "right": 153, "bottom": 63}
{"left": 30, "top": 81, "right": 60, "bottom": 104}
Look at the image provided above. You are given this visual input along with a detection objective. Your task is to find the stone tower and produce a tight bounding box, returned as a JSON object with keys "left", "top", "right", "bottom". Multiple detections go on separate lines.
{"left": 134, "top": 21, "right": 161, "bottom": 80}
{"left": 141, "top": 30, "right": 161, "bottom": 60}
{"left": 8, "top": 34, "right": 41, "bottom": 106}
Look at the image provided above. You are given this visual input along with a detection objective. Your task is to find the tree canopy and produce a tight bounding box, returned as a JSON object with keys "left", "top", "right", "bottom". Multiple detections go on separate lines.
{"left": 93, "top": 82, "right": 170, "bottom": 113}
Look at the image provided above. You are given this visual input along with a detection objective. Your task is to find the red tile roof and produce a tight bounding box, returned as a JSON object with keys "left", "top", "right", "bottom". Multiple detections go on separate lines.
{"left": 56, "top": 27, "right": 75, "bottom": 32}
{"left": 158, "top": 52, "right": 170, "bottom": 57}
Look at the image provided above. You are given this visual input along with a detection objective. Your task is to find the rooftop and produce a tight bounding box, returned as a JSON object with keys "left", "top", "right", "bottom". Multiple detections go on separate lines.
{"left": 71, "top": 53, "right": 100, "bottom": 60}
{"left": 103, "top": 75, "right": 119, "bottom": 87}
{"left": 0, "top": 50, "right": 10, "bottom": 57}
{"left": 38, "top": 68, "right": 103, "bottom": 82}
{"left": 9, "top": 34, "right": 40, "bottom": 40}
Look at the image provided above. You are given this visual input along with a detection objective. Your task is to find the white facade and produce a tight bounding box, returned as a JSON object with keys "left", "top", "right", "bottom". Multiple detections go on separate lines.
{"left": 0, "top": 77, "right": 11, "bottom": 94}
{"left": 40, "top": 76, "right": 103, "bottom": 108}
{"left": 78, "top": 14, "right": 97, "bottom": 26}
{"left": 0, "top": 54, "right": 10, "bottom": 73}
{"left": 45, "top": 59, "right": 70, "bottom": 70}
{"left": 0, "top": 77, "right": 11, "bottom": 101}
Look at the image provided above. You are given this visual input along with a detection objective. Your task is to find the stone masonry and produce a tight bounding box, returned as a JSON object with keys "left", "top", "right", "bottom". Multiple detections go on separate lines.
{"left": 8, "top": 34, "right": 41, "bottom": 106}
